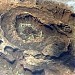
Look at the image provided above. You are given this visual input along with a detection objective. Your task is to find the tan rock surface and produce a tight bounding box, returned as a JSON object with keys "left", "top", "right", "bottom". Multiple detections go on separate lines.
{"left": 0, "top": 0, "right": 75, "bottom": 75}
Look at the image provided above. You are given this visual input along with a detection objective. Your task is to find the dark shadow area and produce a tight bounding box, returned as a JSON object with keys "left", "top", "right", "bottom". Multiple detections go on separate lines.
{"left": 4, "top": 46, "right": 13, "bottom": 52}
{"left": 3, "top": 58, "right": 16, "bottom": 65}
{"left": 44, "top": 24, "right": 54, "bottom": 30}
{"left": 24, "top": 68, "right": 32, "bottom": 73}
{"left": 54, "top": 46, "right": 75, "bottom": 70}
{"left": 32, "top": 69, "right": 44, "bottom": 75}
{"left": 44, "top": 42, "right": 75, "bottom": 70}
{"left": 0, "top": 40, "right": 3, "bottom": 44}
{"left": 71, "top": 13, "right": 75, "bottom": 17}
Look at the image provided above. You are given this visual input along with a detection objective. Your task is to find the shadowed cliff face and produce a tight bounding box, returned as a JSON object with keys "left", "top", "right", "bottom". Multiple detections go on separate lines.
{"left": 0, "top": 0, "right": 75, "bottom": 75}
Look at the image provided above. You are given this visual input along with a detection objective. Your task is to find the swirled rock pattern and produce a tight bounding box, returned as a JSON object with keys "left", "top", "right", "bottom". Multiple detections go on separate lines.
{"left": 0, "top": 0, "right": 75, "bottom": 75}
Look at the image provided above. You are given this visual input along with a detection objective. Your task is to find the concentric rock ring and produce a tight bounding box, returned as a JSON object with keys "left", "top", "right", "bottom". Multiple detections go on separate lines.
{"left": 0, "top": 6, "right": 56, "bottom": 49}
{"left": 0, "top": 6, "right": 70, "bottom": 57}
{"left": 0, "top": 1, "right": 75, "bottom": 75}
{"left": 1, "top": 6, "right": 48, "bottom": 50}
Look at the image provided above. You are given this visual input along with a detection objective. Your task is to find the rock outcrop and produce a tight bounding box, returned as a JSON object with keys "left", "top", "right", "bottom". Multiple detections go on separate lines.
{"left": 0, "top": 0, "right": 75, "bottom": 75}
